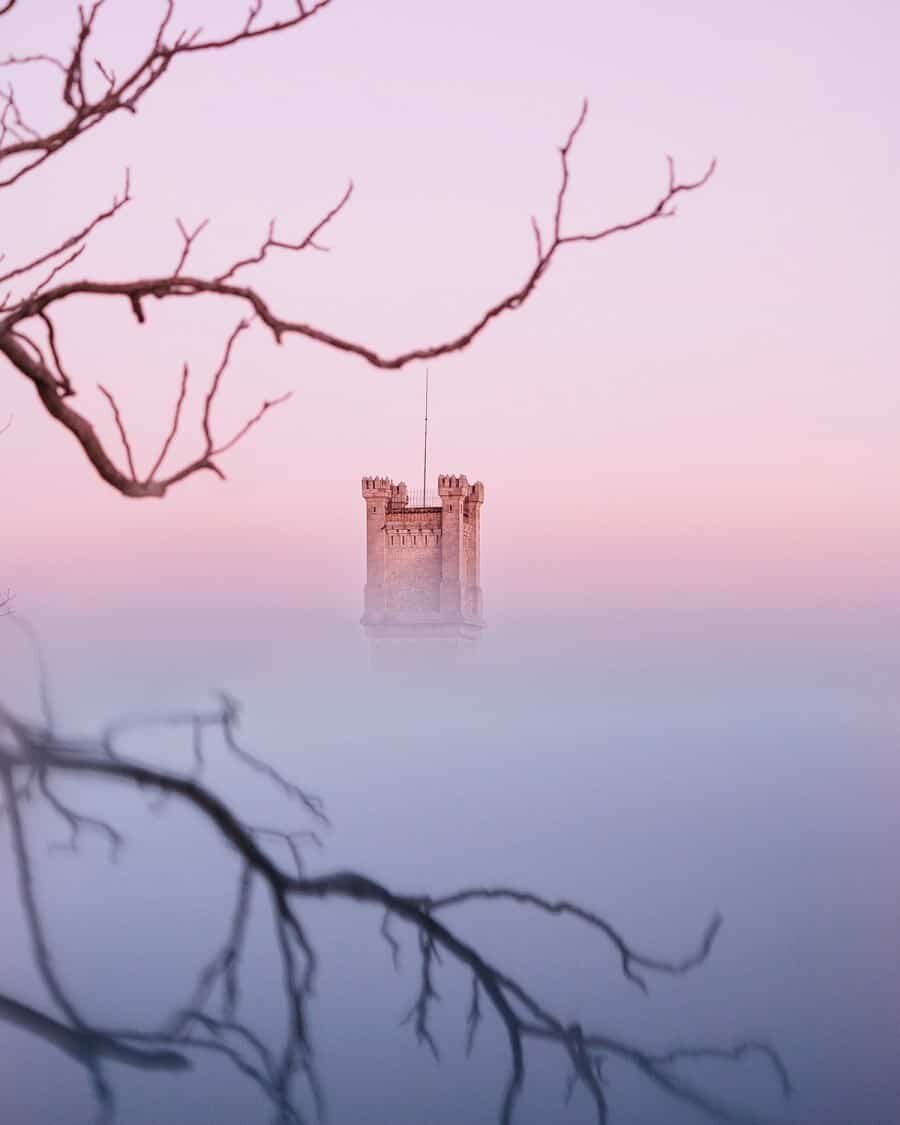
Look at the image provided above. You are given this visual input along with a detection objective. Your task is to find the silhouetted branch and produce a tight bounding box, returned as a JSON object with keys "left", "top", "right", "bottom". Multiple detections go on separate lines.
{"left": 0, "top": 171, "right": 131, "bottom": 290}
{"left": 0, "top": 1, "right": 337, "bottom": 188}
{"left": 0, "top": 993, "right": 190, "bottom": 1073}
{"left": 380, "top": 909, "right": 402, "bottom": 970}
{"left": 0, "top": 314, "right": 290, "bottom": 496}
{"left": 0, "top": 697, "right": 791, "bottom": 1125}
{"left": 173, "top": 217, "right": 210, "bottom": 277}
{"left": 0, "top": 0, "right": 714, "bottom": 501}
{"left": 170, "top": 864, "right": 255, "bottom": 1025}
{"left": 96, "top": 382, "right": 138, "bottom": 479}
{"left": 465, "top": 973, "right": 481, "bottom": 1056}
{"left": 215, "top": 181, "right": 353, "bottom": 283}
{"left": 402, "top": 927, "right": 442, "bottom": 1060}
{"left": 429, "top": 886, "right": 721, "bottom": 992}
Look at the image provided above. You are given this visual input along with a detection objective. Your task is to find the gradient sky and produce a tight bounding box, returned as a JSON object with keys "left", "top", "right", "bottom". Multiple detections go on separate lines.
{"left": 2, "top": 0, "right": 898, "bottom": 616}
{"left": 2, "top": 7, "right": 900, "bottom": 1121}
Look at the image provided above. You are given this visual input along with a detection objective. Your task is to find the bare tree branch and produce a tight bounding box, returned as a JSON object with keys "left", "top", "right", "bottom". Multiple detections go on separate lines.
{"left": 0, "top": 94, "right": 713, "bottom": 498}
{"left": 215, "top": 181, "right": 353, "bottom": 283}
{"left": 173, "top": 216, "right": 210, "bottom": 277}
{"left": 96, "top": 382, "right": 138, "bottom": 479}
{"left": 0, "top": 171, "right": 131, "bottom": 288}
{"left": 0, "top": 697, "right": 792, "bottom": 1125}
{"left": 0, "top": 992, "right": 190, "bottom": 1072}
{"left": 429, "top": 886, "right": 721, "bottom": 992}
{"left": 0, "top": 2, "right": 337, "bottom": 188}
{"left": 0, "top": 313, "right": 291, "bottom": 496}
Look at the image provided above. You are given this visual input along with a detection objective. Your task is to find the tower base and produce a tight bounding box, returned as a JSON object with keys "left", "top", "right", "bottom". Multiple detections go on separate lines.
{"left": 363, "top": 619, "right": 484, "bottom": 673}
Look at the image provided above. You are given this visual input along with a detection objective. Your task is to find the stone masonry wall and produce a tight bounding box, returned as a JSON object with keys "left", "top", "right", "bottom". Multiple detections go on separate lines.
{"left": 463, "top": 520, "right": 477, "bottom": 617}
{"left": 384, "top": 515, "right": 442, "bottom": 615}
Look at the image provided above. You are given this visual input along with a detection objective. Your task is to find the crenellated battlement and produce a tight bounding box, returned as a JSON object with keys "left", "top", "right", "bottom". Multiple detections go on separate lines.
{"left": 437, "top": 474, "right": 469, "bottom": 496}
{"left": 437, "top": 475, "right": 485, "bottom": 507}
{"left": 361, "top": 476, "right": 394, "bottom": 498}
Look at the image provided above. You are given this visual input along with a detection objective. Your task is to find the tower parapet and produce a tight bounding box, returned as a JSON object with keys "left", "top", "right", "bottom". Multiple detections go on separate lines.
{"left": 437, "top": 474, "right": 469, "bottom": 496}
{"left": 361, "top": 476, "right": 393, "bottom": 498}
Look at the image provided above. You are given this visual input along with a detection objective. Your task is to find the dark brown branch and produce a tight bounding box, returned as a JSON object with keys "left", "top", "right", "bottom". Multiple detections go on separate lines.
{"left": 8, "top": 326, "right": 47, "bottom": 367}
{"left": 173, "top": 217, "right": 209, "bottom": 277}
{"left": 0, "top": 330, "right": 156, "bottom": 497}
{"left": 38, "top": 312, "right": 73, "bottom": 394}
{"left": 213, "top": 389, "right": 293, "bottom": 457}
{"left": 215, "top": 180, "right": 353, "bottom": 283}
{"left": 29, "top": 244, "right": 87, "bottom": 296}
{"left": 0, "top": 102, "right": 714, "bottom": 499}
{"left": 200, "top": 320, "right": 250, "bottom": 449}
{"left": 0, "top": 53, "right": 68, "bottom": 77}
{"left": 3, "top": 109, "right": 714, "bottom": 369}
{"left": 97, "top": 383, "right": 137, "bottom": 479}
{"left": 0, "top": 1, "right": 337, "bottom": 187}
{"left": 0, "top": 82, "right": 39, "bottom": 147}
{"left": 0, "top": 171, "right": 130, "bottom": 289}
{"left": 146, "top": 362, "right": 189, "bottom": 480}
{"left": 0, "top": 317, "right": 289, "bottom": 497}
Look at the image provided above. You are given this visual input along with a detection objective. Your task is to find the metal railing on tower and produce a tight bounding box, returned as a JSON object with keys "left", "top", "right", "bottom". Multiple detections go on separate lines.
{"left": 396, "top": 488, "right": 440, "bottom": 509}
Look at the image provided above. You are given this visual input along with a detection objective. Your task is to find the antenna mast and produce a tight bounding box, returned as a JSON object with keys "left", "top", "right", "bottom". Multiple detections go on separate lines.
{"left": 422, "top": 368, "right": 429, "bottom": 505}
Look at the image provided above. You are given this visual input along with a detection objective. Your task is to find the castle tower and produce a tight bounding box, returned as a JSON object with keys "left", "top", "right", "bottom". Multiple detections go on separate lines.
{"left": 361, "top": 474, "right": 485, "bottom": 657}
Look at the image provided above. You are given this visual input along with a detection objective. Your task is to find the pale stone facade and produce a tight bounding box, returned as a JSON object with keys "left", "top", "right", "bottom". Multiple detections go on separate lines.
{"left": 361, "top": 474, "right": 485, "bottom": 653}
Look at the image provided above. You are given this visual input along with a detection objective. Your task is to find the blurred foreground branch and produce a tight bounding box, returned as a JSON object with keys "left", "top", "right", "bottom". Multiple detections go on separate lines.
{"left": 0, "top": 695, "right": 791, "bottom": 1125}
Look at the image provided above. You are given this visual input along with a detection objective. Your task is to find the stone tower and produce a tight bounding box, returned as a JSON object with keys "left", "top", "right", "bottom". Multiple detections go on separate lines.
{"left": 361, "top": 474, "right": 484, "bottom": 652}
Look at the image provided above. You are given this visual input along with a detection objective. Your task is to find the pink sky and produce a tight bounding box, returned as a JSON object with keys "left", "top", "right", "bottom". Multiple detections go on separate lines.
{"left": 2, "top": 0, "right": 898, "bottom": 615}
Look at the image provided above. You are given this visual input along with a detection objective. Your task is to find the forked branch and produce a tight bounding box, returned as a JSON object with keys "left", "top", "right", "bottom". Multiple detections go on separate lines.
{"left": 0, "top": 1, "right": 337, "bottom": 188}
{"left": 0, "top": 98, "right": 714, "bottom": 498}
{"left": 0, "top": 698, "right": 790, "bottom": 1125}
